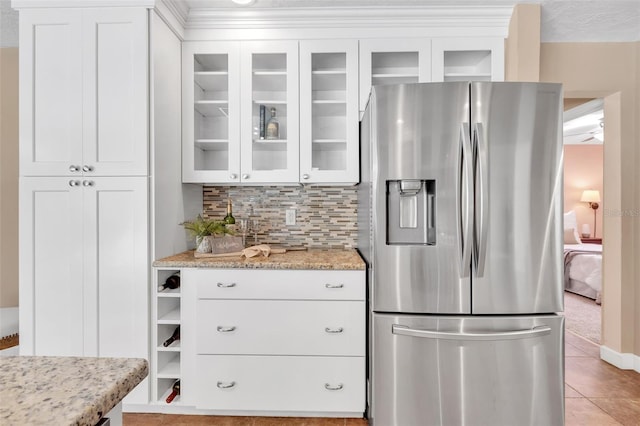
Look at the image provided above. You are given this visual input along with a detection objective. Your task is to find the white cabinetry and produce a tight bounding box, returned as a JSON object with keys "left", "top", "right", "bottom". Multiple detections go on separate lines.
{"left": 299, "top": 40, "right": 359, "bottom": 184}
{"left": 179, "top": 268, "right": 366, "bottom": 415}
{"left": 19, "top": 8, "right": 148, "bottom": 177}
{"left": 19, "top": 177, "right": 148, "bottom": 359}
{"left": 153, "top": 268, "right": 182, "bottom": 404}
{"left": 431, "top": 37, "right": 504, "bottom": 82}
{"left": 183, "top": 41, "right": 299, "bottom": 184}
{"left": 17, "top": 4, "right": 195, "bottom": 406}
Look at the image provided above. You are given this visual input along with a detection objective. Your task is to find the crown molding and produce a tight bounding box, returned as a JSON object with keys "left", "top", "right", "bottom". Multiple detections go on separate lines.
{"left": 11, "top": 0, "right": 156, "bottom": 8}
{"left": 161, "top": 0, "right": 188, "bottom": 28}
{"left": 181, "top": 5, "right": 513, "bottom": 31}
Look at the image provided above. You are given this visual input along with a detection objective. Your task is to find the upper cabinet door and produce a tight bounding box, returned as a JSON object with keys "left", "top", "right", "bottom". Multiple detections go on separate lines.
{"left": 182, "top": 41, "right": 241, "bottom": 183}
{"left": 240, "top": 41, "right": 299, "bottom": 184}
{"left": 359, "top": 38, "right": 431, "bottom": 113}
{"left": 299, "top": 40, "right": 359, "bottom": 184}
{"left": 431, "top": 37, "right": 505, "bottom": 82}
{"left": 82, "top": 9, "right": 149, "bottom": 176}
{"left": 19, "top": 10, "right": 83, "bottom": 177}
{"left": 19, "top": 8, "right": 148, "bottom": 177}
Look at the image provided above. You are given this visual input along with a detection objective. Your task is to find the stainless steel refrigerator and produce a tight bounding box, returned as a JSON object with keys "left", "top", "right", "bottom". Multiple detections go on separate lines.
{"left": 358, "top": 82, "right": 565, "bottom": 426}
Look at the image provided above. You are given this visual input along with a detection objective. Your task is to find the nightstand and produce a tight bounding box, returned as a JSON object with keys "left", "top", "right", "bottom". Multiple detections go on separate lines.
{"left": 581, "top": 238, "right": 602, "bottom": 244}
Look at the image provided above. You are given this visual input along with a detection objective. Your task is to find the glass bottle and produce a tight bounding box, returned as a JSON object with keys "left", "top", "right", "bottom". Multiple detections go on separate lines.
{"left": 224, "top": 198, "right": 235, "bottom": 225}
{"left": 266, "top": 107, "right": 280, "bottom": 140}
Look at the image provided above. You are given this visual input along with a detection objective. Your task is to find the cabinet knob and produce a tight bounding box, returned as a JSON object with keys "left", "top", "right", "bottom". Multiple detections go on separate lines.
{"left": 217, "top": 381, "right": 236, "bottom": 389}
{"left": 302, "top": 174, "right": 310, "bottom": 180}
{"left": 325, "top": 283, "right": 344, "bottom": 289}
{"left": 68, "top": 180, "right": 81, "bottom": 187}
{"left": 217, "top": 326, "right": 236, "bottom": 333}
{"left": 230, "top": 173, "right": 237, "bottom": 180}
{"left": 82, "top": 180, "right": 94, "bottom": 187}
{"left": 216, "top": 282, "right": 236, "bottom": 288}
{"left": 82, "top": 165, "right": 94, "bottom": 172}
{"left": 242, "top": 174, "right": 249, "bottom": 180}
{"left": 325, "top": 327, "right": 344, "bottom": 334}
{"left": 69, "top": 165, "right": 80, "bottom": 172}
{"left": 324, "top": 383, "right": 344, "bottom": 391}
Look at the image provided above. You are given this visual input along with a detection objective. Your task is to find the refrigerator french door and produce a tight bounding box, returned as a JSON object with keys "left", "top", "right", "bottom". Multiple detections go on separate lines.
{"left": 359, "top": 82, "right": 564, "bottom": 426}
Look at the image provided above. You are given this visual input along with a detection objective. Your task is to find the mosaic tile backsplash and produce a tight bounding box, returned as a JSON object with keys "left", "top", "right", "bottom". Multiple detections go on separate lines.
{"left": 202, "top": 186, "right": 358, "bottom": 249}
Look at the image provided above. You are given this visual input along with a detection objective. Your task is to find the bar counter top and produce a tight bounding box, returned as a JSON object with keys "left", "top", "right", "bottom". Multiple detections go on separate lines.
{"left": 153, "top": 248, "right": 365, "bottom": 270}
{"left": 0, "top": 356, "right": 148, "bottom": 426}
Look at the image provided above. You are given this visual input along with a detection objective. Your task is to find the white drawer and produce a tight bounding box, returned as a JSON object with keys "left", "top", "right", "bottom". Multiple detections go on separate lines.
{"left": 193, "top": 355, "right": 365, "bottom": 413}
{"left": 186, "top": 269, "right": 365, "bottom": 301}
{"left": 196, "top": 300, "right": 365, "bottom": 356}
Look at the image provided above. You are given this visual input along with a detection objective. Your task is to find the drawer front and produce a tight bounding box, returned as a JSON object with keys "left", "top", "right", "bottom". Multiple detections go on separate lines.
{"left": 186, "top": 269, "right": 364, "bottom": 301}
{"left": 193, "top": 355, "right": 365, "bottom": 413}
{"left": 197, "top": 300, "right": 365, "bottom": 356}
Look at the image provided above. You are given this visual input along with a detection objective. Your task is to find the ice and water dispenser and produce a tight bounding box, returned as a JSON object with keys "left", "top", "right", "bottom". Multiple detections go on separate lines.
{"left": 387, "top": 180, "right": 436, "bottom": 245}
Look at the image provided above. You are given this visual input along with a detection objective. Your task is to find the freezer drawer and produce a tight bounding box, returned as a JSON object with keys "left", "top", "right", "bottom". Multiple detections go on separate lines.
{"left": 371, "top": 313, "right": 564, "bottom": 426}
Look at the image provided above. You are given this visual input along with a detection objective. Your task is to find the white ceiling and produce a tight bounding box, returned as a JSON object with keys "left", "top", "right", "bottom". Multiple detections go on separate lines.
{"left": 2, "top": 0, "right": 639, "bottom": 47}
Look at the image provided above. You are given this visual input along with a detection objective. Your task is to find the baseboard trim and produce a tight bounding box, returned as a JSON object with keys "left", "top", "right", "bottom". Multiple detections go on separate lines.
{"left": 600, "top": 345, "right": 640, "bottom": 373}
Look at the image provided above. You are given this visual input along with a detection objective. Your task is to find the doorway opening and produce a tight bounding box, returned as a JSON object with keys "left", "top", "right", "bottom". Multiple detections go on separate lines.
{"left": 562, "top": 98, "right": 603, "bottom": 345}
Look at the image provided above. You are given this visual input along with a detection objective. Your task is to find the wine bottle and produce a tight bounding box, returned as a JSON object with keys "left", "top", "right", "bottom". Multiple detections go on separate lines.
{"left": 224, "top": 198, "right": 235, "bottom": 225}
{"left": 162, "top": 326, "right": 180, "bottom": 347}
{"left": 166, "top": 380, "right": 180, "bottom": 404}
{"left": 266, "top": 107, "right": 279, "bottom": 140}
{"left": 158, "top": 272, "right": 180, "bottom": 292}
{"left": 259, "top": 104, "right": 266, "bottom": 139}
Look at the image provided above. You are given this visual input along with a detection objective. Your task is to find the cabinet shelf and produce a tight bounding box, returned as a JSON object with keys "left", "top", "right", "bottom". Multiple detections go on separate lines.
{"left": 195, "top": 140, "right": 228, "bottom": 151}
{"left": 157, "top": 341, "right": 181, "bottom": 351}
{"left": 194, "top": 71, "right": 228, "bottom": 91}
{"left": 253, "top": 70, "right": 286, "bottom": 76}
{"left": 312, "top": 69, "right": 346, "bottom": 75}
{"left": 253, "top": 100, "right": 287, "bottom": 105}
{"left": 157, "top": 288, "right": 181, "bottom": 298}
{"left": 194, "top": 100, "right": 229, "bottom": 117}
{"left": 444, "top": 72, "right": 491, "bottom": 78}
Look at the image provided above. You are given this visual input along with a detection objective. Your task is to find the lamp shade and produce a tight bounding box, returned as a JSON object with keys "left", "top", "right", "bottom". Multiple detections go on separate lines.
{"left": 581, "top": 190, "right": 601, "bottom": 203}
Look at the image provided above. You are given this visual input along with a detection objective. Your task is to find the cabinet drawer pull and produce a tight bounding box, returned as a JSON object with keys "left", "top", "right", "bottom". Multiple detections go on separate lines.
{"left": 325, "top": 327, "right": 344, "bottom": 334}
{"left": 217, "top": 381, "right": 236, "bottom": 389}
{"left": 324, "top": 383, "right": 344, "bottom": 391}
{"left": 325, "top": 283, "right": 344, "bottom": 289}
{"left": 82, "top": 165, "right": 94, "bottom": 172}
{"left": 217, "top": 282, "right": 236, "bottom": 288}
{"left": 69, "top": 165, "right": 80, "bottom": 172}
{"left": 68, "top": 180, "right": 81, "bottom": 187}
{"left": 217, "top": 326, "right": 236, "bottom": 333}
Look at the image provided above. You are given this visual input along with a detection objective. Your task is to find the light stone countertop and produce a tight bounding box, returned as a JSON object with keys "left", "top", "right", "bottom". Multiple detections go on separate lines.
{"left": 153, "top": 248, "right": 365, "bottom": 270}
{"left": 0, "top": 356, "right": 148, "bottom": 426}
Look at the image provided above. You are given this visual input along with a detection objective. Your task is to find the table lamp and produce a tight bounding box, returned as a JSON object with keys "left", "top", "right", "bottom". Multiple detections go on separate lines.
{"left": 581, "top": 189, "right": 601, "bottom": 238}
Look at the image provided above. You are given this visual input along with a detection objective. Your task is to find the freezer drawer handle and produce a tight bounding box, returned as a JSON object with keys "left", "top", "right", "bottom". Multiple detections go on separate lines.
{"left": 217, "top": 326, "right": 236, "bottom": 333}
{"left": 325, "top": 327, "right": 344, "bottom": 333}
{"left": 324, "top": 383, "right": 344, "bottom": 391}
{"left": 392, "top": 324, "right": 551, "bottom": 341}
{"left": 325, "top": 283, "right": 344, "bottom": 289}
{"left": 217, "top": 282, "right": 236, "bottom": 288}
{"left": 217, "top": 381, "right": 236, "bottom": 389}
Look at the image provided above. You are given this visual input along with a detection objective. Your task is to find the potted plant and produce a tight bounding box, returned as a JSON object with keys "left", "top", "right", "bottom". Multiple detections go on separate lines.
{"left": 181, "top": 215, "right": 235, "bottom": 253}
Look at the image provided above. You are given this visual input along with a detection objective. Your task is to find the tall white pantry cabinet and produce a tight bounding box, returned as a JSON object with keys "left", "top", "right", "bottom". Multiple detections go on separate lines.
{"left": 16, "top": 3, "right": 195, "bottom": 404}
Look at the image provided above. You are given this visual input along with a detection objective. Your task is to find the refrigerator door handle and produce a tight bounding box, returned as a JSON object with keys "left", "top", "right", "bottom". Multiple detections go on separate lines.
{"left": 459, "top": 123, "right": 473, "bottom": 277}
{"left": 474, "top": 122, "right": 489, "bottom": 277}
{"left": 392, "top": 324, "right": 551, "bottom": 341}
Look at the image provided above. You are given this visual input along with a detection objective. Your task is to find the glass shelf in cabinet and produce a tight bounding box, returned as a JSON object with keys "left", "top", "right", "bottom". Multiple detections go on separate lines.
{"left": 195, "top": 101, "right": 229, "bottom": 117}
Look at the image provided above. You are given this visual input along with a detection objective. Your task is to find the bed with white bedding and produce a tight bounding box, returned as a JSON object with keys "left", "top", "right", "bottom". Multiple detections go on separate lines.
{"left": 563, "top": 243, "right": 602, "bottom": 304}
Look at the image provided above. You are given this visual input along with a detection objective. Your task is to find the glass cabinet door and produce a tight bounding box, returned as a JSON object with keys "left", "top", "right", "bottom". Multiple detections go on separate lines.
{"left": 182, "top": 42, "right": 240, "bottom": 183}
{"left": 359, "top": 39, "right": 432, "bottom": 113}
{"left": 240, "top": 41, "right": 299, "bottom": 184}
{"left": 299, "top": 40, "right": 359, "bottom": 184}
{"left": 431, "top": 38, "right": 504, "bottom": 82}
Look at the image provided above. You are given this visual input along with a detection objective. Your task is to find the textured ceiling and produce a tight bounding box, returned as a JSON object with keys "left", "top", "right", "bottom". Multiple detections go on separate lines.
{"left": 2, "top": 0, "right": 639, "bottom": 46}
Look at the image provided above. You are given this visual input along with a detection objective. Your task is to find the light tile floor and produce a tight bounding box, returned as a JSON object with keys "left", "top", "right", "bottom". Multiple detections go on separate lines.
{"left": 125, "top": 331, "right": 640, "bottom": 425}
